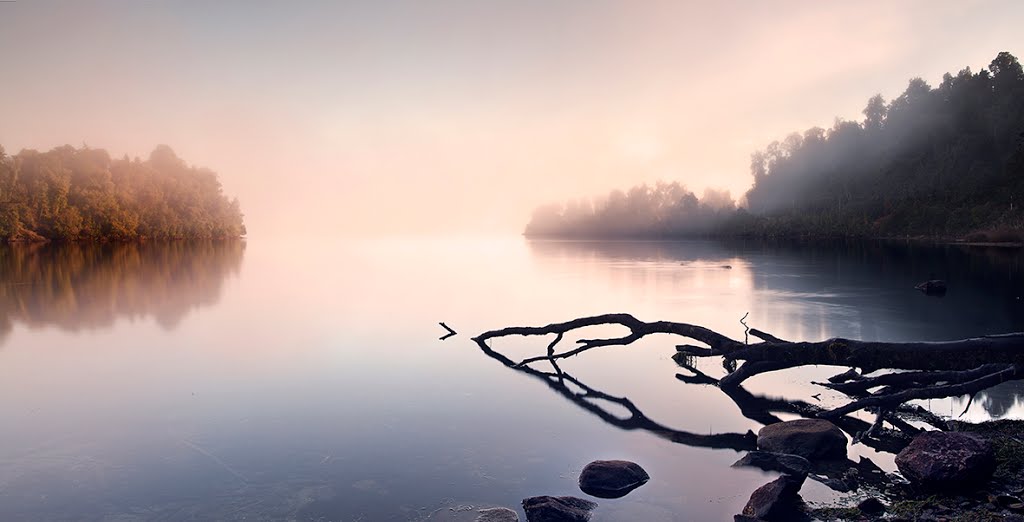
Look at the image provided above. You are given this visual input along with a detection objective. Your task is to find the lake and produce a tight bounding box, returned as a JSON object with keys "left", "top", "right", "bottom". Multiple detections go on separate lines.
{"left": 1, "top": 238, "right": 1023, "bottom": 521}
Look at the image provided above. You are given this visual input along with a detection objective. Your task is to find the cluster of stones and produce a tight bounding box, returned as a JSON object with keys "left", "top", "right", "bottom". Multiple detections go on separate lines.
{"left": 474, "top": 420, "right": 1001, "bottom": 521}
{"left": 732, "top": 419, "right": 848, "bottom": 521}
{"left": 732, "top": 419, "right": 999, "bottom": 521}
{"left": 475, "top": 459, "right": 650, "bottom": 522}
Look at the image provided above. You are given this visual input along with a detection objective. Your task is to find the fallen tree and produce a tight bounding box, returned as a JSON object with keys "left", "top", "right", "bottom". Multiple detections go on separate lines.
{"left": 473, "top": 313, "right": 1024, "bottom": 428}
{"left": 471, "top": 314, "right": 1024, "bottom": 518}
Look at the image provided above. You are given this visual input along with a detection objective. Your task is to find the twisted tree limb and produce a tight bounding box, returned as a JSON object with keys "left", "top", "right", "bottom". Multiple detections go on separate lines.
{"left": 474, "top": 313, "right": 1024, "bottom": 447}
{"left": 722, "top": 335, "right": 1024, "bottom": 373}
{"left": 473, "top": 313, "right": 743, "bottom": 367}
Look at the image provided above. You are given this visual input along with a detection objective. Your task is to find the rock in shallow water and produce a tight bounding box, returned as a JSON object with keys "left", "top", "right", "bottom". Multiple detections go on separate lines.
{"left": 732, "top": 451, "right": 811, "bottom": 477}
{"left": 915, "top": 279, "right": 948, "bottom": 295}
{"left": 522, "top": 496, "right": 596, "bottom": 522}
{"left": 740, "top": 474, "right": 804, "bottom": 520}
{"left": 857, "top": 497, "right": 886, "bottom": 515}
{"left": 895, "top": 431, "right": 995, "bottom": 489}
{"left": 756, "top": 419, "right": 847, "bottom": 460}
{"left": 475, "top": 507, "right": 519, "bottom": 522}
{"left": 578, "top": 459, "right": 650, "bottom": 498}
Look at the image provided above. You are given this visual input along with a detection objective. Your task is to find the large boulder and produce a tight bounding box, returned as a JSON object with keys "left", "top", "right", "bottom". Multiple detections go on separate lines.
{"left": 521, "top": 496, "right": 596, "bottom": 522}
{"left": 757, "top": 419, "right": 847, "bottom": 460}
{"left": 739, "top": 474, "right": 804, "bottom": 520}
{"left": 578, "top": 460, "right": 650, "bottom": 498}
{"left": 895, "top": 431, "right": 995, "bottom": 489}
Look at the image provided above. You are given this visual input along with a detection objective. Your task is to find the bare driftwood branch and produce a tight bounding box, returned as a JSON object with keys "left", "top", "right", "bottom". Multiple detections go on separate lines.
{"left": 473, "top": 313, "right": 743, "bottom": 366}
{"left": 749, "top": 328, "right": 788, "bottom": 343}
{"left": 439, "top": 322, "right": 457, "bottom": 340}
{"left": 740, "top": 312, "right": 750, "bottom": 344}
{"left": 475, "top": 313, "right": 1024, "bottom": 431}
{"left": 722, "top": 335, "right": 1024, "bottom": 373}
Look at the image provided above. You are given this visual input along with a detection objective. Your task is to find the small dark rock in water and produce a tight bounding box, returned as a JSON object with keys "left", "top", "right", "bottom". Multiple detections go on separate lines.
{"left": 895, "top": 431, "right": 995, "bottom": 489}
{"left": 757, "top": 419, "right": 847, "bottom": 460}
{"left": 578, "top": 459, "right": 650, "bottom": 498}
{"left": 858, "top": 497, "right": 886, "bottom": 515}
{"left": 732, "top": 451, "right": 811, "bottom": 478}
{"left": 522, "top": 496, "right": 596, "bottom": 522}
{"left": 915, "top": 279, "right": 948, "bottom": 296}
{"left": 815, "top": 475, "right": 855, "bottom": 493}
{"left": 827, "top": 368, "right": 862, "bottom": 384}
{"left": 722, "top": 265, "right": 733, "bottom": 269}
{"left": 995, "top": 494, "right": 1024, "bottom": 511}
{"left": 476, "top": 507, "right": 520, "bottom": 522}
{"left": 740, "top": 474, "right": 804, "bottom": 520}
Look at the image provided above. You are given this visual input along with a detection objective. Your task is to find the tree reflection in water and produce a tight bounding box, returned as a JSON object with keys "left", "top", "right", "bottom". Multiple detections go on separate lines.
{"left": 0, "top": 241, "right": 245, "bottom": 343}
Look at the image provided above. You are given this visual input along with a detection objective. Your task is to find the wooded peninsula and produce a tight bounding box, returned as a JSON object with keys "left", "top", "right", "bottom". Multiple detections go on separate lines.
{"left": 526, "top": 51, "right": 1024, "bottom": 242}
{"left": 0, "top": 144, "right": 245, "bottom": 241}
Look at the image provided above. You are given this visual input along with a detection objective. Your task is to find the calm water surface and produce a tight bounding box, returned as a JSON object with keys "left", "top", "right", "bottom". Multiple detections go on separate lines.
{"left": 1, "top": 238, "right": 1023, "bottom": 521}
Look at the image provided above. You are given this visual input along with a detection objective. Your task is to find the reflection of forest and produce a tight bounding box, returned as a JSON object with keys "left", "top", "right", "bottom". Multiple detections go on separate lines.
{"left": 0, "top": 241, "right": 245, "bottom": 341}
{"left": 527, "top": 238, "right": 733, "bottom": 264}
{"left": 529, "top": 239, "right": 1024, "bottom": 337}
{"left": 955, "top": 382, "right": 1024, "bottom": 419}
{"left": 736, "top": 240, "right": 1024, "bottom": 340}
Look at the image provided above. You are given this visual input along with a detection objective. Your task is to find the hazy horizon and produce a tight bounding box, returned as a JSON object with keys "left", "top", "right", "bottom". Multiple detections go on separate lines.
{"left": 2, "top": 1, "right": 1022, "bottom": 237}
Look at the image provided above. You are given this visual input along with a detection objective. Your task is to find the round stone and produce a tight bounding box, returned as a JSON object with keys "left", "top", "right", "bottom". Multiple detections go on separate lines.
{"left": 895, "top": 431, "right": 995, "bottom": 489}
{"left": 756, "top": 419, "right": 848, "bottom": 460}
{"left": 578, "top": 460, "right": 650, "bottom": 498}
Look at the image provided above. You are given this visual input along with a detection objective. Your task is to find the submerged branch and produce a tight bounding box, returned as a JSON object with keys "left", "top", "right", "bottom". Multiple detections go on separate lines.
{"left": 439, "top": 322, "right": 458, "bottom": 340}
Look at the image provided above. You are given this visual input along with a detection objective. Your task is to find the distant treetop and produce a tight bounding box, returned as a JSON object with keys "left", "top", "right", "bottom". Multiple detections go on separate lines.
{"left": 0, "top": 144, "right": 245, "bottom": 241}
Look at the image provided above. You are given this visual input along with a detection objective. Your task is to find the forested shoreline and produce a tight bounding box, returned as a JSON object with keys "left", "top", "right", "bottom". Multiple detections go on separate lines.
{"left": 526, "top": 52, "right": 1024, "bottom": 242}
{"left": 0, "top": 144, "right": 245, "bottom": 242}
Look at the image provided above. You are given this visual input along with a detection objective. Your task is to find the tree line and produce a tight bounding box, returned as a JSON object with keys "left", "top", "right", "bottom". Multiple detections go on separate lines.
{"left": 0, "top": 144, "right": 245, "bottom": 241}
{"left": 526, "top": 51, "right": 1024, "bottom": 241}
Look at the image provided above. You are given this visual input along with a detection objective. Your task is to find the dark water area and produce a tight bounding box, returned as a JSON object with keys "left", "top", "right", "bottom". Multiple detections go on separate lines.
{"left": 0, "top": 238, "right": 1022, "bottom": 521}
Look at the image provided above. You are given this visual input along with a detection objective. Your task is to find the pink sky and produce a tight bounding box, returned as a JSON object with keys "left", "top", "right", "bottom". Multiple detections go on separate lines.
{"left": 1, "top": 1, "right": 1021, "bottom": 236}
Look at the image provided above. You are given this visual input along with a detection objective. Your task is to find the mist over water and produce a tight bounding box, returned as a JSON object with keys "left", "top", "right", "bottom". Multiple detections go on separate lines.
{"left": 1, "top": 3, "right": 1022, "bottom": 521}
{"left": 1, "top": 237, "right": 1021, "bottom": 521}
{"left": 3, "top": 2, "right": 1022, "bottom": 237}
